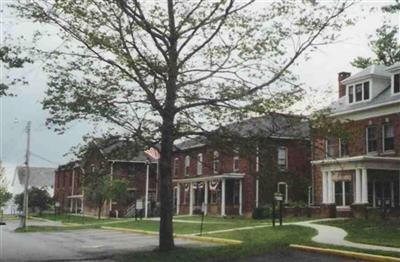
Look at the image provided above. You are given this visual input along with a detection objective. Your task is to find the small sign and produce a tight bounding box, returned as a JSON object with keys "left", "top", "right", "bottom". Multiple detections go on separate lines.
{"left": 274, "top": 192, "right": 283, "bottom": 201}
{"left": 55, "top": 202, "right": 60, "bottom": 207}
{"left": 201, "top": 203, "right": 206, "bottom": 212}
{"left": 136, "top": 200, "right": 143, "bottom": 210}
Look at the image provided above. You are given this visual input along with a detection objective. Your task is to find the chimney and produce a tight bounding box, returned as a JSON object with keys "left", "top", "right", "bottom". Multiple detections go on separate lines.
{"left": 338, "top": 72, "right": 351, "bottom": 98}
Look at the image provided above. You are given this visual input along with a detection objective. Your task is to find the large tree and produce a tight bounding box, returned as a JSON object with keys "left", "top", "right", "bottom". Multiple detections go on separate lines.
{"left": 0, "top": 162, "right": 12, "bottom": 209}
{"left": 13, "top": 0, "right": 353, "bottom": 251}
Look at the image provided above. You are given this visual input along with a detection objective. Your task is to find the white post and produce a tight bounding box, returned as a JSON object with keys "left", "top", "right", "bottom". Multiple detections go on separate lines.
{"left": 373, "top": 180, "right": 376, "bottom": 208}
{"left": 176, "top": 183, "right": 180, "bottom": 215}
{"left": 239, "top": 179, "right": 243, "bottom": 216}
{"left": 322, "top": 171, "right": 327, "bottom": 204}
{"left": 221, "top": 179, "right": 226, "bottom": 217}
{"left": 144, "top": 162, "right": 150, "bottom": 218}
{"left": 361, "top": 168, "right": 368, "bottom": 204}
{"left": 255, "top": 178, "right": 259, "bottom": 208}
{"left": 204, "top": 181, "right": 208, "bottom": 215}
{"left": 355, "top": 169, "right": 361, "bottom": 204}
{"left": 189, "top": 182, "right": 194, "bottom": 216}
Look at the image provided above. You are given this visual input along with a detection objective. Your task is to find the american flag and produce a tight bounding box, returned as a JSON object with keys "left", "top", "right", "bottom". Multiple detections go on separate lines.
{"left": 144, "top": 147, "right": 160, "bottom": 160}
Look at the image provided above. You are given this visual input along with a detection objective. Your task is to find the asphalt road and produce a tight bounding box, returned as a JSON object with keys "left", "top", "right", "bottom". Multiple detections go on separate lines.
{"left": 0, "top": 220, "right": 361, "bottom": 262}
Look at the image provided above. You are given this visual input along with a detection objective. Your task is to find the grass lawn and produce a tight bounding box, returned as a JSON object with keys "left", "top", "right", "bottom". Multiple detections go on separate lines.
{"left": 33, "top": 213, "right": 117, "bottom": 225}
{"left": 116, "top": 225, "right": 316, "bottom": 262}
{"left": 319, "top": 218, "right": 400, "bottom": 248}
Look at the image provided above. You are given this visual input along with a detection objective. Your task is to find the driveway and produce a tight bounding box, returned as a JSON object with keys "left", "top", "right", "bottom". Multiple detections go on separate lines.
{"left": 0, "top": 221, "right": 213, "bottom": 262}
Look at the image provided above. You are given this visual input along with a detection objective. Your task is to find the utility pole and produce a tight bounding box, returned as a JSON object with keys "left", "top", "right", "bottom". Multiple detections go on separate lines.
{"left": 22, "top": 121, "right": 31, "bottom": 229}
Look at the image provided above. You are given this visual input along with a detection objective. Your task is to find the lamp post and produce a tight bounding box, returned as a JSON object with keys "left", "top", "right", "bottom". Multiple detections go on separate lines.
{"left": 144, "top": 159, "right": 150, "bottom": 218}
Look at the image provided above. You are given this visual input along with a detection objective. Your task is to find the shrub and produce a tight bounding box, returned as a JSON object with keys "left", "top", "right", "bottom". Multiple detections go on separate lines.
{"left": 252, "top": 206, "right": 270, "bottom": 219}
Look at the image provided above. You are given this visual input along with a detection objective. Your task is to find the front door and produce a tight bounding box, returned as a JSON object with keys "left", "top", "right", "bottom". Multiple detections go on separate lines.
{"left": 335, "top": 180, "right": 352, "bottom": 207}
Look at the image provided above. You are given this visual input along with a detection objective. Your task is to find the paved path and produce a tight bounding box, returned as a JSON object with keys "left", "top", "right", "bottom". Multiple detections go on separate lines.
{"left": 1, "top": 220, "right": 215, "bottom": 262}
{"left": 296, "top": 219, "right": 400, "bottom": 253}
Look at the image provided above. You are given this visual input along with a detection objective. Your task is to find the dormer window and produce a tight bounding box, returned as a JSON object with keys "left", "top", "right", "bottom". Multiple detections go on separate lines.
{"left": 394, "top": 73, "right": 400, "bottom": 94}
{"left": 348, "top": 81, "right": 370, "bottom": 104}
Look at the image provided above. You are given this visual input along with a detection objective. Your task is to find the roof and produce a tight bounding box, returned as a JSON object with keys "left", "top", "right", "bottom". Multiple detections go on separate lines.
{"left": 91, "top": 137, "right": 148, "bottom": 162}
{"left": 330, "top": 85, "right": 399, "bottom": 115}
{"left": 387, "top": 62, "right": 400, "bottom": 72}
{"left": 341, "top": 64, "right": 391, "bottom": 84}
{"left": 175, "top": 113, "right": 310, "bottom": 151}
{"left": 13, "top": 166, "right": 55, "bottom": 188}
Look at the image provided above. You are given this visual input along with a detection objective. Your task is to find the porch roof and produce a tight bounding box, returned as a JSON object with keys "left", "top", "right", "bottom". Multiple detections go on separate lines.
{"left": 173, "top": 173, "right": 245, "bottom": 183}
{"left": 311, "top": 155, "right": 400, "bottom": 171}
{"left": 66, "top": 194, "right": 83, "bottom": 199}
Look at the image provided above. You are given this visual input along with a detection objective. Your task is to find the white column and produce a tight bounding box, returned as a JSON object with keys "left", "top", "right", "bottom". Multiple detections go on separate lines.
{"left": 255, "top": 178, "right": 259, "bottom": 208}
{"left": 322, "top": 172, "right": 327, "bottom": 204}
{"left": 239, "top": 179, "right": 243, "bottom": 216}
{"left": 327, "top": 171, "right": 332, "bottom": 204}
{"left": 355, "top": 169, "right": 361, "bottom": 204}
{"left": 361, "top": 168, "right": 368, "bottom": 204}
{"left": 204, "top": 181, "right": 208, "bottom": 215}
{"left": 144, "top": 162, "right": 150, "bottom": 218}
{"left": 81, "top": 198, "right": 84, "bottom": 214}
{"left": 176, "top": 183, "right": 180, "bottom": 215}
{"left": 221, "top": 179, "right": 226, "bottom": 217}
{"left": 342, "top": 181, "right": 346, "bottom": 206}
{"left": 189, "top": 182, "right": 194, "bottom": 216}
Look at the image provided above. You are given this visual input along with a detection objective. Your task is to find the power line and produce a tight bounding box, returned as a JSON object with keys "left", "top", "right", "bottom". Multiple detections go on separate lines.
{"left": 30, "top": 151, "right": 59, "bottom": 166}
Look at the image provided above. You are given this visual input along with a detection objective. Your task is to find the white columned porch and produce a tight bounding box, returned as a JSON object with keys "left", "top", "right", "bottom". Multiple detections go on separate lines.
{"left": 327, "top": 171, "right": 333, "bottom": 203}
{"left": 176, "top": 183, "right": 180, "bottom": 215}
{"left": 204, "top": 181, "right": 208, "bottom": 215}
{"left": 372, "top": 180, "right": 376, "bottom": 207}
{"left": 239, "top": 179, "right": 243, "bottom": 216}
{"left": 322, "top": 171, "right": 327, "bottom": 204}
{"left": 221, "top": 178, "right": 226, "bottom": 217}
{"left": 361, "top": 168, "right": 368, "bottom": 204}
{"left": 355, "top": 169, "right": 361, "bottom": 204}
{"left": 255, "top": 178, "right": 259, "bottom": 208}
{"left": 189, "top": 182, "right": 194, "bottom": 216}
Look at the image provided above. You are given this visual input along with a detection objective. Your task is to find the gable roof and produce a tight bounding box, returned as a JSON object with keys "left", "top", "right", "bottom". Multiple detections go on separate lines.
{"left": 13, "top": 166, "right": 55, "bottom": 188}
{"left": 175, "top": 113, "right": 309, "bottom": 151}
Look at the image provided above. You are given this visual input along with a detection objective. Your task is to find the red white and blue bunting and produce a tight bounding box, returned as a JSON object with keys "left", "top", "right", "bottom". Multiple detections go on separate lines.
{"left": 209, "top": 180, "right": 219, "bottom": 191}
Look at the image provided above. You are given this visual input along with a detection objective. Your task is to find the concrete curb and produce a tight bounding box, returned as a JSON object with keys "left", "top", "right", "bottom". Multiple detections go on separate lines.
{"left": 291, "top": 244, "right": 400, "bottom": 262}
{"left": 101, "top": 226, "right": 242, "bottom": 245}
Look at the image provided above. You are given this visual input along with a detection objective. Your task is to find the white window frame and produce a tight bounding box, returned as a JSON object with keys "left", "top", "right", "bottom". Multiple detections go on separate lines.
{"left": 173, "top": 157, "right": 179, "bottom": 177}
{"left": 277, "top": 146, "right": 288, "bottom": 171}
{"left": 366, "top": 126, "right": 378, "bottom": 154}
{"left": 392, "top": 73, "right": 400, "bottom": 95}
{"left": 347, "top": 80, "right": 371, "bottom": 104}
{"left": 338, "top": 138, "right": 349, "bottom": 157}
{"left": 213, "top": 151, "right": 220, "bottom": 174}
{"left": 325, "top": 137, "right": 335, "bottom": 159}
{"left": 233, "top": 156, "right": 240, "bottom": 172}
{"left": 184, "top": 155, "right": 190, "bottom": 176}
{"left": 255, "top": 146, "right": 260, "bottom": 172}
{"left": 197, "top": 153, "right": 203, "bottom": 175}
{"left": 382, "top": 124, "right": 395, "bottom": 152}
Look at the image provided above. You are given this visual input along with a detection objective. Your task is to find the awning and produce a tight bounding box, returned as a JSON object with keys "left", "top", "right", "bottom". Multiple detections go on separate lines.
{"left": 66, "top": 195, "right": 83, "bottom": 199}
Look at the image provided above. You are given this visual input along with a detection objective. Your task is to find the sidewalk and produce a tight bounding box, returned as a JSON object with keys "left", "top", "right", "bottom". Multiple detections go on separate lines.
{"left": 295, "top": 220, "right": 400, "bottom": 253}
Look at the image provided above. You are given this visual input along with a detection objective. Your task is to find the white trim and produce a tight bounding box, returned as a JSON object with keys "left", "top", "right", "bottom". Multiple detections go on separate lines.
{"left": 331, "top": 100, "right": 400, "bottom": 118}
{"left": 233, "top": 156, "right": 240, "bottom": 172}
{"left": 366, "top": 126, "right": 377, "bottom": 154}
{"left": 382, "top": 123, "right": 395, "bottom": 152}
{"left": 184, "top": 155, "right": 190, "bottom": 176}
{"left": 278, "top": 146, "right": 288, "bottom": 170}
{"left": 197, "top": 153, "right": 203, "bottom": 175}
{"left": 173, "top": 173, "right": 245, "bottom": 183}
{"left": 391, "top": 72, "right": 400, "bottom": 96}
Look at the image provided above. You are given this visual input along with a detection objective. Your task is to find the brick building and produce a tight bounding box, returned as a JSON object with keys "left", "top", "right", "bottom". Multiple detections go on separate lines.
{"left": 54, "top": 138, "right": 158, "bottom": 217}
{"left": 172, "top": 113, "right": 311, "bottom": 217}
{"left": 312, "top": 63, "right": 400, "bottom": 215}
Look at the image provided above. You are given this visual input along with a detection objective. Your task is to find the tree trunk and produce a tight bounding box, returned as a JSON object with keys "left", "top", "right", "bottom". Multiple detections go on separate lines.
{"left": 158, "top": 116, "right": 175, "bottom": 251}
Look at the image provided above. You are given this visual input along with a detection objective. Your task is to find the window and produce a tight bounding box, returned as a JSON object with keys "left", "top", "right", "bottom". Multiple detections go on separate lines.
{"left": 197, "top": 153, "right": 203, "bottom": 175}
{"left": 325, "top": 137, "right": 335, "bottom": 158}
{"left": 355, "top": 83, "right": 363, "bottom": 102}
{"left": 213, "top": 151, "right": 220, "bottom": 174}
{"left": 278, "top": 147, "right": 288, "bottom": 171}
{"left": 366, "top": 126, "right": 377, "bottom": 153}
{"left": 173, "top": 158, "right": 179, "bottom": 177}
{"left": 391, "top": 73, "right": 400, "bottom": 93}
{"left": 339, "top": 138, "right": 349, "bottom": 157}
{"left": 127, "top": 165, "right": 136, "bottom": 176}
{"left": 363, "top": 82, "right": 370, "bottom": 100}
{"left": 233, "top": 156, "right": 240, "bottom": 171}
{"left": 348, "top": 81, "right": 370, "bottom": 103}
{"left": 255, "top": 146, "right": 260, "bottom": 172}
{"left": 184, "top": 155, "right": 190, "bottom": 176}
{"left": 348, "top": 86, "right": 354, "bottom": 103}
{"left": 383, "top": 124, "right": 395, "bottom": 152}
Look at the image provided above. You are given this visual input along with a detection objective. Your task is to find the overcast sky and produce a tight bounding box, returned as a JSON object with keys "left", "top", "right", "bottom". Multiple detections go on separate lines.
{"left": 1, "top": 1, "right": 399, "bottom": 184}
